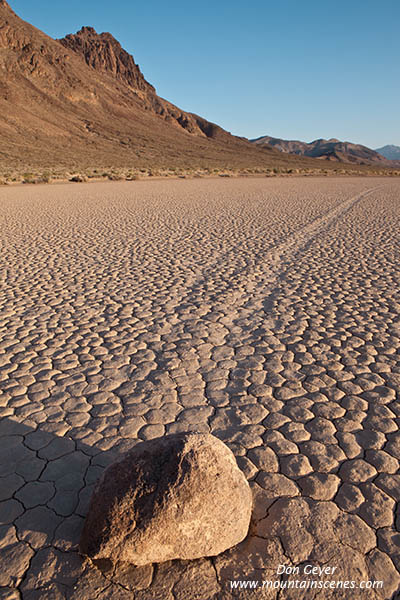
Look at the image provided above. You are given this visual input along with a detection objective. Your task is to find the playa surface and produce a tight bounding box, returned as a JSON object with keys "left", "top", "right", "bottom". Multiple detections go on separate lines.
{"left": 1, "top": 177, "right": 400, "bottom": 599}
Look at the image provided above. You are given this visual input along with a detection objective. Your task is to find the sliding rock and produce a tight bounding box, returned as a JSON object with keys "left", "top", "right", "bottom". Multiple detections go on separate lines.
{"left": 80, "top": 432, "right": 252, "bottom": 565}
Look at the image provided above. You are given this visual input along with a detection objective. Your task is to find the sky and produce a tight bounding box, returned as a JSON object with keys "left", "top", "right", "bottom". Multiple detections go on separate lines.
{"left": 10, "top": 0, "right": 400, "bottom": 148}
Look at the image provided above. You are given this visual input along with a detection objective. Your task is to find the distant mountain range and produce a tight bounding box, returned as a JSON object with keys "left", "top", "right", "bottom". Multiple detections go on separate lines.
{"left": 250, "top": 136, "right": 393, "bottom": 166}
{"left": 375, "top": 145, "right": 400, "bottom": 160}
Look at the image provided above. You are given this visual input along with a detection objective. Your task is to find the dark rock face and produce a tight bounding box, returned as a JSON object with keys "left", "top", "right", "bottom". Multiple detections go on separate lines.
{"left": 58, "top": 26, "right": 154, "bottom": 93}
{"left": 79, "top": 433, "right": 252, "bottom": 566}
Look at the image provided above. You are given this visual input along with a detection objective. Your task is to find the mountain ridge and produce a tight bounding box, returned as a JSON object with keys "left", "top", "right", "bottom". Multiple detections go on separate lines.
{"left": 250, "top": 135, "right": 391, "bottom": 165}
{"left": 4, "top": 0, "right": 312, "bottom": 175}
{"left": 59, "top": 26, "right": 154, "bottom": 94}
{"left": 57, "top": 25, "right": 233, "bottom": 142}
{"left": 0, "top": 0, "right": 276, "bottom": 172}
{"left": 375, "top": 145, "right": 400, "bottom": 161}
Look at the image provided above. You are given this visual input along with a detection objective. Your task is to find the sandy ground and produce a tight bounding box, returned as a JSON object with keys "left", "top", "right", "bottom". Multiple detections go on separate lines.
{"left": 0, "top": 177, "right": 400, "bottom": 600}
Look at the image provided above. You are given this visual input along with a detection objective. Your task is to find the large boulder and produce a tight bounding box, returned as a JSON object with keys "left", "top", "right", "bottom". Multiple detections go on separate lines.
{"left": 80, "top": 433, "right": 252, "bottom": 565}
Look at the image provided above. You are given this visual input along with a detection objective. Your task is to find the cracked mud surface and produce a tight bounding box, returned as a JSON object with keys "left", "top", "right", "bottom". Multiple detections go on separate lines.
{"left": 0, "top": 177, "right": 400, "bottom": 599}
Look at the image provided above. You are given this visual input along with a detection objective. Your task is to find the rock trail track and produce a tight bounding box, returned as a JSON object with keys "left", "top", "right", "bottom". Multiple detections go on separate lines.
{"left": 0, "top": 177, "right": 400, "bottom": 599}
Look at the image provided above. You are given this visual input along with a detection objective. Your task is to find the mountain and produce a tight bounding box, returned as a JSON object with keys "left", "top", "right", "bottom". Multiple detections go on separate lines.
{"left": 57, "top": 26, "right": 232, "bottom": 142}
{"left": 0, "top": 1, "right": 395, "bottom": 176}
{"left": 251, "top": 135, "right": 390, "bottom": 165}
{"left": 251, "top": 136, "right": 312, "bottom": 155}
{"left": 375, "top": 145, "right": 400, "bottom": 161}
{"left": 0, "top": 0, "right": 322, "bottom": 176}
{"left": 59, "top": 26, "right": 155, "bottom": 94}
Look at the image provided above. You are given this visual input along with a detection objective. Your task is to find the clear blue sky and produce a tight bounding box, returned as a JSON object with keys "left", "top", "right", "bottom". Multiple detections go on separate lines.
{"left": 11, "top": 0, "right": 400, "bottom": 148}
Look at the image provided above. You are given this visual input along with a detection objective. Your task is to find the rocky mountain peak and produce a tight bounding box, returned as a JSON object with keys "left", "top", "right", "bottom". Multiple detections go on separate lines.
{"left": 0, "top": 0, "right": 14, "bottom": 13}
{"left": 78, "top": 26, "right": 97, "bottom": 35}
{"left": 58, "top": 26, "right": 155, "bottom": 93}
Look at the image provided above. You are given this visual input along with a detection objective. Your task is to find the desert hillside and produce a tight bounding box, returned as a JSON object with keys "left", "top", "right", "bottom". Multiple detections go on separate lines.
{"left": 0, "top": 0, "right": 320, "bottom": 176}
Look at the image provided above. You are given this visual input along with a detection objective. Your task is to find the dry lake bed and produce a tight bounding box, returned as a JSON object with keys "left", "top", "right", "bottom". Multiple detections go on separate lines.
{"left": 1, "top": 177, "right": 400, "bottom": 599}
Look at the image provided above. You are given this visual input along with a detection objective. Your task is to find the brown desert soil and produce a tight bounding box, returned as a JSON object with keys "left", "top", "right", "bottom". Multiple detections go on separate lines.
{"left": 1, "top": 177, "right": 400, "bottom": 599}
